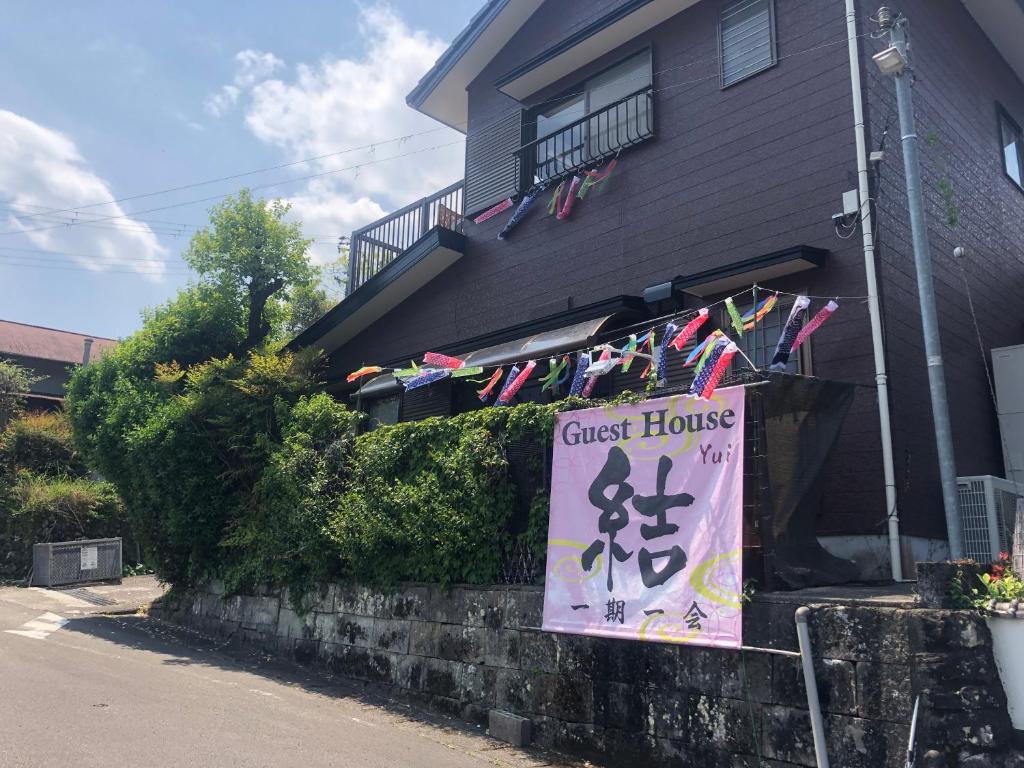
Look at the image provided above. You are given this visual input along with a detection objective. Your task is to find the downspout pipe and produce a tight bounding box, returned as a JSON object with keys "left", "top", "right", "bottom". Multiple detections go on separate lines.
{"left": 844, "top": 0, "right": 904, "bottom": 581}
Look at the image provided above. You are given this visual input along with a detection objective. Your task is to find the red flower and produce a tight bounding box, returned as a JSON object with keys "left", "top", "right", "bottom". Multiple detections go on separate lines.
{"left": 992, "top": 564, "right": 1006, "bottom": 581}
{"left": 999, "top": 551, "right": 1010, "bottom": 562}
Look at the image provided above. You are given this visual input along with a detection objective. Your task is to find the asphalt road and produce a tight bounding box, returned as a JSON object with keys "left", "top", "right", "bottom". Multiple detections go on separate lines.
{"left": 0, "top": 581, "right": 576, "bottom": 768}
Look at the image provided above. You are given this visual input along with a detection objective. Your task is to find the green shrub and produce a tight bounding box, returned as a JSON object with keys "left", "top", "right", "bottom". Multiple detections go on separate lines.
{"left": 329, "top": 402, "right": 565, "bottom": 587}
{"left": 0, "top": 411, "right": 86, "bottom": 477}
{"left": 222, "top": 393, "right": 361, "bottom": 593}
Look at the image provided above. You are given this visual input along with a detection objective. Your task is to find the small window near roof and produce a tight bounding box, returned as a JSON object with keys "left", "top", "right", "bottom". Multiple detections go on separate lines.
{"left": 720, "top": 0, "right": 776, "bottom": 88}
{"left": 999, "top": 107, "right": 1023, "bottom": 189}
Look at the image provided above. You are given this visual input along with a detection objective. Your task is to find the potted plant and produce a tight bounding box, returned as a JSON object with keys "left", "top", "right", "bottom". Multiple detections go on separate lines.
{"left": 954, "top": 552, "right": 1024, "bottom": 729}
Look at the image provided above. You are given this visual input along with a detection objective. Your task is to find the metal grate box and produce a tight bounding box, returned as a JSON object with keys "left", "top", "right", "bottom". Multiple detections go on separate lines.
{"left": 32, "top": 538, "right": 122, "bottom": 587}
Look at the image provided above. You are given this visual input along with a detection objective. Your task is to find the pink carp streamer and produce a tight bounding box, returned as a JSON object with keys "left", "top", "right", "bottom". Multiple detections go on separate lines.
{"left": 496, "top": 360, "right": 537, "bottom": 405}
{"left": 473, "top": 198, "right": 512, "bottom": 224}
{"left": 582, "top": 348, "right": 611, "bottom": 398}
{"left": 791, "top": 300, "right": 838, "bottom": 352}
{"left": 669, "top": 309, "right": 709, "bottom": 351}
{"left": 423, "top": 352, "right": 466, "bottom": 369}
{"left": 701, "top": 342, "right": 739, "bottom": 399}
{"left": 477, "top": 367, "right": 504, "bottom": 402}
{"left": 556, "top": 176, "right": 583, "bottom": 220}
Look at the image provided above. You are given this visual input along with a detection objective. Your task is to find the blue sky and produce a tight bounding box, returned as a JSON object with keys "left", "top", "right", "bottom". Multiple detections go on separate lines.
{"left": 0, "top": 1, "right": 480, "bottom": 339}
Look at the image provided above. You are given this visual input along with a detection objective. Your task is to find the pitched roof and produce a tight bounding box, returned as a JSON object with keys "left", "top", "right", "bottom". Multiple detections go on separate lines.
{"left": 0, "top": 319, "right": 118, "bottom": 365}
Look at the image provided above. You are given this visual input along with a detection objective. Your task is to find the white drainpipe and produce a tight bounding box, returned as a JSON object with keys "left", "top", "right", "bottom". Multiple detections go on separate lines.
{"left": 845, "top": 0, "right": 904, "bottom": 581}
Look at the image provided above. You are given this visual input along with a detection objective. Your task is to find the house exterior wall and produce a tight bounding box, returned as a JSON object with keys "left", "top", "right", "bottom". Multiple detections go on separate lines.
{"left": 332, "top": 0, "right": 887, "bottom": 540}
{"left": 326, "top": 0, "right": 1024, "bottom": 546}
{"left": 5, "top": 354, "right": 72, "bottom": 399}
{"left": 860, "top": 0, "right": 1024, "bottom": 539}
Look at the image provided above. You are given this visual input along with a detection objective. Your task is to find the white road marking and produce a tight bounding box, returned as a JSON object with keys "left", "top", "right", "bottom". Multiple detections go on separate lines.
{"left": 5, "top": 612, "right": 69, "bottom": 640}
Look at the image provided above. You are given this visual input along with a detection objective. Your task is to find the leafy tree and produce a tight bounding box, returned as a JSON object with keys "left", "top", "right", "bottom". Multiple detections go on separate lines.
{"left": 283, "top": 281, "right": 334, "bottom": 337}
{"left": 0, "top": 360, "right": 39, "bottom": 429}
{"left": 184, "top": 189, "right": 315, "bottom": 352}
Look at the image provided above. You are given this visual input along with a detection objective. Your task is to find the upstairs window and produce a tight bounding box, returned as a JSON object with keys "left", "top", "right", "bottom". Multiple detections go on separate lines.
{"left": 720, "top": 0, "right": 776, "bottom": 87}
{"left": 999, "top": 106, "right": 1023, "bottom": 190}
{"left": 526, "top": 50, "right": 653, "bottom": 183}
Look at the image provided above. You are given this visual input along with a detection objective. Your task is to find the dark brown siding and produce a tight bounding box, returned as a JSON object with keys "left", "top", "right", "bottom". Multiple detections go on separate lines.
{"left": 328, "top": 0, "right": 1023, "bottom": 542}
{"left": 862, "top": 0, "right": 1024, "bottom": 538}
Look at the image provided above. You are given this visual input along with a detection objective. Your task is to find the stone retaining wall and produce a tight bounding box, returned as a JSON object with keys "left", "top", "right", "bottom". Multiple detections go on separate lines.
{"left": 153, "top": 583, "right": 1021, "bottom": 767}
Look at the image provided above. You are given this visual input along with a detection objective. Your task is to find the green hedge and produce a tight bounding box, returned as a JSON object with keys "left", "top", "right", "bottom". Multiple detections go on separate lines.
{"left": 67, "top": 340, "right": 643, "bottom": 596}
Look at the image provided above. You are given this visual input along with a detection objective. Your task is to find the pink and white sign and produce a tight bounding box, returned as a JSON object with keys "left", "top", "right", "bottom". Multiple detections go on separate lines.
{"left": 541, "top": 387, "right": 745, "bottom": 648}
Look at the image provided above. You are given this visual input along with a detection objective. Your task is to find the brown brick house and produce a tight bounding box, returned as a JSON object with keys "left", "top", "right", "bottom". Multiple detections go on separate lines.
{"left": 0, "top": 319, "right": 117, "bottom": 411}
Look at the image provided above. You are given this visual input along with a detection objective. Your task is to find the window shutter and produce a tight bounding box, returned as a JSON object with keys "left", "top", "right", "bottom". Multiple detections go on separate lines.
{"left": 464, "top": 108, "right": 523, "bottom": 216}
{"left": 720, "top": 0, "right": 775, "bottom": 87}
{"left": 400, "top": 379, "right": 452, "bottom": 422}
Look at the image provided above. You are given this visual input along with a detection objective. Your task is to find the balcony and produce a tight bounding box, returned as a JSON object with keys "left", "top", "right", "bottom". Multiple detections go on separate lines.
{"left": 348, "top": 181, "right": 465, "bottom": 293}
{"left": 515, "top": 85, "right": 654, "bottom": 184}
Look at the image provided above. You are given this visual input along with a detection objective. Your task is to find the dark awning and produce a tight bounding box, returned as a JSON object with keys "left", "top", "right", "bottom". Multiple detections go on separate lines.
{"left": 355, "top": 314, "right": 618, "bottom": 398}
{"left": 673, "top": 245, "right": 827, "bottom": 298}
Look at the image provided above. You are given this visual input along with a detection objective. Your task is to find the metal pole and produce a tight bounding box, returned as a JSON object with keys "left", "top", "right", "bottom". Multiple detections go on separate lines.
{"left": 882, "top": 11, "right": 963, "bottom": 558}
{"left": 845, "top": 0, "right": 903, "bottom": 580}
{"left": 795, "top": 607, "right": 830, "bottom": 768}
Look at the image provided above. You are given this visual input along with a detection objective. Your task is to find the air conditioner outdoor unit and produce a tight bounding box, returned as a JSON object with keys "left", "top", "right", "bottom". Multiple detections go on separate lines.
{"left": 957, "top": 476, "right": 1024, "bottom": 563}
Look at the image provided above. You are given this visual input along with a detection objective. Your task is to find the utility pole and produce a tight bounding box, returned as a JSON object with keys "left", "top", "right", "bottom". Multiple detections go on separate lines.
{"left": 874, "top": 8, "right": 963, "bottom": 558}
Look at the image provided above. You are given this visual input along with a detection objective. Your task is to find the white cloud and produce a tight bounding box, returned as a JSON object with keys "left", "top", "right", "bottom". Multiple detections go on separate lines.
{"left": 212, "top": 4, "right": 465, "bottom": 263}
{"left": 0, "top": 110, "right": 168, "bottom": 279}
{"left": 205, "top": 49, "right": 284, "bottom": 117}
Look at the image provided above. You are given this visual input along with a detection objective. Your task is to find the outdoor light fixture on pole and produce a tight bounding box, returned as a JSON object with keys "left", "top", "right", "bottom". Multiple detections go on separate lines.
{"left": 874, "top": 7, "right": 963, "bottom": 559}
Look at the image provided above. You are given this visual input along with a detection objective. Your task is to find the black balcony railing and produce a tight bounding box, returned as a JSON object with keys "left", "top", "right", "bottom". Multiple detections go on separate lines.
{"left": 515, "top": 85, "right": 654, "bottom": 185}
{"left": 348, "top": 181, "right": 464, "bottom": 293}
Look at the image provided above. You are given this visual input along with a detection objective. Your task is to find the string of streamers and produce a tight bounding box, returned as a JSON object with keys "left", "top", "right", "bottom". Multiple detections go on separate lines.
{"left": 657, "top": 323, "right": 677, "bottom": 387}
{"left": 404, "top": 368, "right": 450, "bottom": 390}
{"left": 477, "top": 367, "right": 504, "bottom": 401}
{"left": 669, "top": 309, "right": 708, "bottom": 350}
{"left": 725, "top": 297, "right": 745, "bottom": 338}
{"left": 582, "top": 348, "right": 612, "bottom": 398}
{"left": 547, "top": 180, "right": 565, "bottom": 215}
{"left": 423, "top": 352, "right": 465, "bottom": 369}
{"left": 569, "top": 352, "right": 591, "bottom": 397}
{"left": 346, "top": 365, "right": 382, "bottom": 383}
{"left": 688, "top": 337, "right": 731, "bottom": 396}
{"left": 540, "top": 356, "right": 570, "bottom": 392}
{"left": 472, "top": 198, "right": 512, "bottom": 224}
{"left": 556, "top": 175, "right": 583, "bottom": 220}
{"left": 451, "top": 366, "right": 484, "bottom": 378}
{"left": 770, "top": 295, "right": 811, "bottom": 371}
{"left": 701, "top": 342, "right": 739, "bottom": 400}
{"left": 497, "top": 184, "right": 546, "bottom": 240}
{"left": 791, "top": 300, "right": 838, "bottom": 352}
{"left": 496, "top": 360, "right": 537, "bottom": 405}
{"left": 351, "top": 285, "right": 806, "bottom": 395}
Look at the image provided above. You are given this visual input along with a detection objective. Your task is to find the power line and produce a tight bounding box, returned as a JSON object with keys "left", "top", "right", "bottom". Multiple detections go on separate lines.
{"left": 0, "top": 140, "right": 466, "bottom": 238}
{"left": 6, "top": 22, "right": 863, "bottom": 228}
